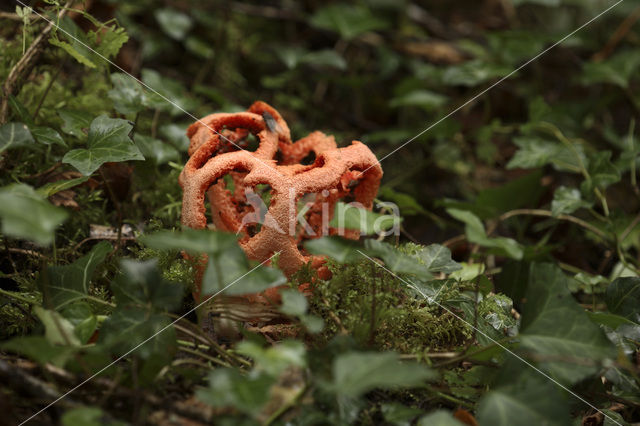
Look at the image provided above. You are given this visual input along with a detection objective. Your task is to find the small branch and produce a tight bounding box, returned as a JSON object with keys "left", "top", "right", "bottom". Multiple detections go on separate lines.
{"left": 592, "top": 5, "right": 640, "bottom": 62}
{"left": 496, "top": 209, "right": 609, "bottom": 241}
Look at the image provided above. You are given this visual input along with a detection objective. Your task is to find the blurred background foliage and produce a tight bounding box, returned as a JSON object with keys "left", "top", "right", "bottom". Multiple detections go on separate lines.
{"left": 1, "top": 0, "right": 640, "bottom": 424}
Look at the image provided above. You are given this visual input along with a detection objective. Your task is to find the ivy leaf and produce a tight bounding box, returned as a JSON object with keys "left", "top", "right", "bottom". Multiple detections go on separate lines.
{"left": 0, "top": 183, "right": 68, "bottom": 245}
{"left": 390, "top": 90, "right": 448, "bottom": 112}
{"left": 236, "top": 340, "right": 306, "bottom": 377}
{"left": 582, "top": 151, "right": 621, "bottom": 191}
{"left": 63, "top": 115, "right": 144, "bottom": 175}
{"left": 155, "top": 9, "right": 193, "bottom": 41}
{"left": 332, "top": 351, "right": 436, "bottom": 398}
{"left": 519, "top": 263, "right": 615, "bottom": 384}
{"left": 365, "top": 240, "right": 431, "bottom": 278}
{"left": 58, "top": 110, "right": 92, "bottom": 137}
{"left": 330, "top": 202, "right": 400, "bottom": 235}
{"left": 99, "top": 259, "right": 181, "bottom": 360}
{"left": 108, "top": 73, "right": 148, "bottom": 115}
{"left": 580, "top": 50, "right": 640, "bottom": 89}
{"left": 43, "top": 241, "right": 112, "bottom": 310}
{"left": 135, "top": 134, "right": 179, "bottom": 165}
{"left": 300, "top": 49, "right": 347, "bottom": 70}
{"left": 141, "top": 69, "right": 199, "bottom": 115}
{"left": 447, "top": 209, "right": 523, "bottom": 259}
{"left": 30, "top": 126, "right": 67, "bottom": 147}
{"left": 0, "top": 122, "right": 34, "bottom": 153}
{"left": 37, "top": 176, "right": 90, "bottom": 197}
{"left": 197, "top": 368, "right": 274, "bottom": 416}
{"left": 304, "top": 236, "right": 363, "bottom": 263}
{"left": 476, "top": 362, "right": 570, "bottom": 426}
{"left": 140, "top": 228, "right": 239, "bottom": 255}
{"left": 34, "top": 306, "right": 82, "bottom": 347}
{"left": 551, "top": 186, "right": 592, "bottom": 216}
{"left": 112, "top": 259, "right": 183, "bottom": 312}
{"left": 417, "top": 244, "right": 462, "bottom": 274}
{"left": 310, "top": 4, "right": 388, "bottom": 40}
{"left": 606, "top": 277, "right": 640, "bottom": 322}
{"left": 506, "top": 137, "right": 585, "bottom": 173}
{"left": 1, "top": 335, "right": 75, "bottom": 367}
{"left": 98, "top": 308, "right": 177, "bottom": 360}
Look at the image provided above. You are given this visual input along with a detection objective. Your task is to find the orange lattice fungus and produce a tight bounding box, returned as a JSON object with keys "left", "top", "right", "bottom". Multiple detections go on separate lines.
{"left": 179, "top": 101, "right": 382, "bottom": 304}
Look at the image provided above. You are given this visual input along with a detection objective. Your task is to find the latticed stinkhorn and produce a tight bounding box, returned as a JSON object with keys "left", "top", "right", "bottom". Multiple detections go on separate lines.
{"left": 179, "top": 101, "right": 382, "bottom": 305}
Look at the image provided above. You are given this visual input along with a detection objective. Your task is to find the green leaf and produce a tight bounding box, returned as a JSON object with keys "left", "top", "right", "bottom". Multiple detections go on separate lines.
{"left": 551, "top": 186, "right": 592, "bottom": 216}
{"left": 141, "top": 69, "right": 199, "bottom": 116}
{"left": 382, "top": 403, "right": 424, "bottom": 426}
{"left": 365, "top": 240, "right": 431, "bottom": 278}
{"left": 219, "top": 261, "right": 286, "bottom": 296}
{"left": 449, "top": 262, "right": 485, "bottom": 281}
{"left": 61, "top": 302, "right": 97, "bottom": 344}
{"left": 476, "top": 363, "right": 570, "bottom": 426}
{"left": 417, "top": 244, "right": 462, "bottom": 274}
{"left": 310, "top": 4, "right": 388, "bottom": 40}
{"left": 61, "top": 407, "right": 126, "bottom": 426}
{"left": 506, "top": 136, "right": 585, "bottom": 173}
{"left": 98, "top": 308, "right": 176, "bottom": 359}
{"left": 301, "top": 49, "right": 347, "bottom": 70}
{"left": 378, "top": 187, "right": 426, "bottom": 216}
{"left": 330, "top": 202, "right": 400, "bottom": 235}
{"left": 447, "top": 209, "right": 523, "bottom": 259}
{"left": 519, "top": 263, "right": 615, "bottom": 384}
{"left": 108, "top": 73, "right": 148, "bottom": 115}
{"left": 332, "top": 351, "right": 435, "bottom": 398}
{"left": 135, "top": 134, "right": 180, "bottom": 165}
{"left": 92, "top": 25, "right": 128, "bottom": 59}
{"left": 63, "top": 115, "right": 144, "bottom": 175}
{"left": 58, "top": 110, "right": 92, "bottom": 137}
{"left": 34, "top": 306, "right": 82, "bottom": 347}
{"left": 587, "top": 311, "right": 638, "bottom": 329}
{"left": 50, "top": 36, "right": 96, "bottom": 68}
{"left": 390, "top": 90, "right": 448, "bottom": 112}
{"left": 0, "top": 122, "right": 34, "bottom": 153}
{"left": 37, "top": 176, "right": 90, "bottom": 197}
{"left": 416, "top": 410, "right": 465, "bottom": 426}
{"left": 606, "top": 277, "right": 640, "bottom": 322}
{"left": 140, "top": 228, "right": 239, "bottom": 255}
{"left": 236, "top": 340, "right": 306, "bottom": 376}
{"left": 0, "top": 183, "right": 68, "bottom": 245}
{"left": 304, "top": 236, "right": 363, "bottom": 263}
{"left": 280, "top": 289, "right": 308, "bottom": 317}
{"left": 197, "top": 368, "right": 274, "bottom": 416}
{"left": 113, "top": 259, "right": 183, "bottom": 312}
{"left": 30, "top": 126, "right": 66, "bottom": 147}
{"left": 155, "top": 9, "right": 193, "bottom": 41}
{"left": 583, "top": 151, "right": 621, "bottom": 191}
{"left": 1, "top": 335, "right": 75, "bottom": 367}
{"left": 43, "top": 241, "right": 112, "bottom": 310}
{"left": 442, "top": 60, "right": 509, "bottom": 87}
{"left": 580, "top": 50, "right": 640, "bottom": 89}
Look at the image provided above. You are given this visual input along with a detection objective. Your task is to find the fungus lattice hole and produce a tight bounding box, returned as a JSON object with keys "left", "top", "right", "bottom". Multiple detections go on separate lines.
{"left": 300, "top": 150, "right": 316, "bottom": 165}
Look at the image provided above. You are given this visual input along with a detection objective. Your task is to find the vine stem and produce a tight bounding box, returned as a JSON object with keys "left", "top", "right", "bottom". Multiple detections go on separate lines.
{"left": 494, "top": 208, "right": 609, "bottom": 241}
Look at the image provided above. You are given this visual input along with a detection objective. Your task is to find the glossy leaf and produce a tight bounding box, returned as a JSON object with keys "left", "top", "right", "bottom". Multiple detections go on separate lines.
{"left": 0, "top": 122, "right": 34, "bottom": 152}
{"left": 0, "top": 183, "right": 68, "bottom": 245}
{"left": 332, "top": 351, "right": 436, "bottom": 398}
{"left": 551, "top": 186, "right": 592, "bottom": 216}
{"left": 447, "top": 208, "right": 523, "bottom": 259}
{"left": 519, "top": 263, "right": 615, "bottom": 384}
{"left": 606, "top": 277, "right": 640, "bottom": 321}
{"left": 63, "top": 115, "right": 144, "bottom": 175}
{"left": 44, "top": 241, "right": 112, "bottom": 310}
{"left": 304, "top": 236, "right": 363, "bottom": 263}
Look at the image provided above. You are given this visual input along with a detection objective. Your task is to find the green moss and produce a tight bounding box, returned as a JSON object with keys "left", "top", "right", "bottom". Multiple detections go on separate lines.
{"left": 303, "top": 255, "right": 472, "bottom": 354}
